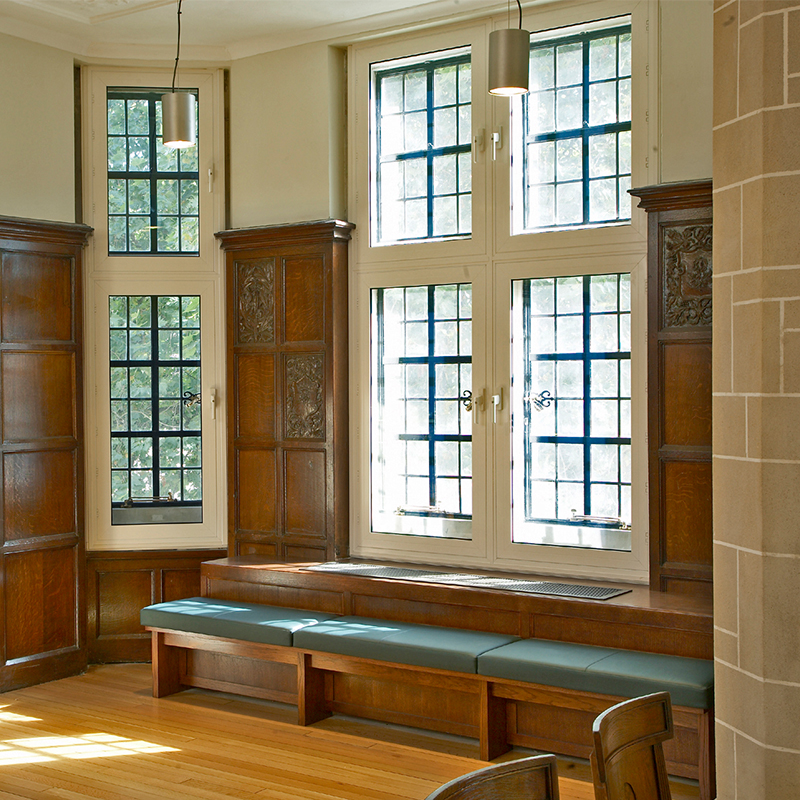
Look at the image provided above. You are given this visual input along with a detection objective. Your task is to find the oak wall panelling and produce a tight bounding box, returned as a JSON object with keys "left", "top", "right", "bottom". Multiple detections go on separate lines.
{"left": 216, "top": 220, "right": 354, "bottom": 562}
{"left": 86, "top": 549, "right": 226, "bottom": 663}
{"left": 629, "top": 182, "right": 713, "bottom": 598}
{"left": 0, "top": 215, "right": 92, "bottom": 691}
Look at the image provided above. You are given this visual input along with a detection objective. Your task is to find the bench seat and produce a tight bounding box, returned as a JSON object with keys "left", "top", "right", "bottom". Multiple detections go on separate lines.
{"left": 477, "top": 638, "right": 714, "bottom": 709}
{"left": 292, "top": 615, "right": 520, "bottom": 673}
{"left": 140, "top": 597, "right": 337, "bottom": 647}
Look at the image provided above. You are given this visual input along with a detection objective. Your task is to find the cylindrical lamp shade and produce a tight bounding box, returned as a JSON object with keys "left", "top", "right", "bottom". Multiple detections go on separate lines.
{"left": 161, "top": 91, "right": 197, "bottom": 149}
{"left": 488, "top": 28, "right": 531, "bottom": 95}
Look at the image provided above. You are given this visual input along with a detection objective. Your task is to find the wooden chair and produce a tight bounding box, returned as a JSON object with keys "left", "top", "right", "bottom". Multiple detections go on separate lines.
{"left": 424, "top": 754, "right": 560, "bottom": 800}
{"left": 591, "top": 692, "right": 674, "bottom": 800}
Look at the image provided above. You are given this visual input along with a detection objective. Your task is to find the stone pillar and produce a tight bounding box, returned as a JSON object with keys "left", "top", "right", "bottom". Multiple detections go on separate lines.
{"left": 713, "top": 0, "right": 800, "bottom": 795}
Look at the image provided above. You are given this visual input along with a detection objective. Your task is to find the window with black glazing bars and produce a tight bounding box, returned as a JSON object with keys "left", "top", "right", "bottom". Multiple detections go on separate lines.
{"left": 371, "top": 284, "right": 472, "bottom": 527}
{"left": 109, "top": 296, "right": 202, "bottom": 511}
{"left": 522, "top": 24, "right": 632, "bottom": 230}
{"left": 519, "top": 274, "right": 631, "bottom": 528}
{"left": 373, "top": 51, "right": 472, "bottom": 244}
{"left": 107, "top": 89, "right": 199, "bottom": 254}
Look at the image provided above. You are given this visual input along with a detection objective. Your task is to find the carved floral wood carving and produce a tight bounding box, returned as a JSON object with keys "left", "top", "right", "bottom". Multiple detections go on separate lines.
{"left": 285, "top": 354, "right": 324, "bottom": 439}
{"left": 236, "top": 259, "right": 275, "bottom": 344}
{"left": 663, "top": 224, "right": 713, "bottom": 327}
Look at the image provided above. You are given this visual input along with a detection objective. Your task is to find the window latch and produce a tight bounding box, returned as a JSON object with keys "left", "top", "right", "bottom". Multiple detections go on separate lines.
{"left": 492, "top": 127, "right": 503, "bottom": 161}
{"left": 472, "top": 128, "right": 485, "bottom": 163}
{"left": 492, "top": 388, "right": 503, "bottom": 423}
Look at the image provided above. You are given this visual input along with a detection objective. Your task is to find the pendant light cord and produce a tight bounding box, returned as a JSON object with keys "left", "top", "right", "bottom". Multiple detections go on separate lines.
{"left": 516, "top": 0, "right": 523, "bottom": 29}
{"left": 170, "top": 0, "right": 183, "bottom": 93}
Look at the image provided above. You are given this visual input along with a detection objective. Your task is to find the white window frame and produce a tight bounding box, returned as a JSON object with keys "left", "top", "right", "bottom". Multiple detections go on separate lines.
{"left": 348, "top": 0, "right": 655, "bottom": 583}
{"left": 82, "top": 66, "right": 227, "bottom": 551}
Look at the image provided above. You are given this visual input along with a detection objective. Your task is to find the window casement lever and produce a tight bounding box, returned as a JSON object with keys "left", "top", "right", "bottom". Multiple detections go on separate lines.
{"left": 473, "top": 128, "right": 485, "bottom": 163}
{"left": 492, "top": 388, "right": 503, "bottom": 423}
{"left": 492, "top": 127, "right": 503, "bottom": 161}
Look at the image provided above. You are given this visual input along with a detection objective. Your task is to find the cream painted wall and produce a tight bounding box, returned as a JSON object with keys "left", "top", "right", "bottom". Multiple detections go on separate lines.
{"left": 228, "top": 42, "right": 346, "bottom": 229}
{"left": 659, "top": 0, "right": 713, "bottom": 183}
{"left": 0, "top": 33, "right": 76, "bottom": 223}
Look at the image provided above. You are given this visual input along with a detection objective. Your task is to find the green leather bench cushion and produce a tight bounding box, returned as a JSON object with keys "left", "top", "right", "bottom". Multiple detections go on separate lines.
{"left": 477, "top": 638, "right": 714, "bottom": 709}
{"left": 140, "top": 597, "right": 339, "bottom": 647}
{"left": 292, "top": 616, "right": 520, "bottom": 673}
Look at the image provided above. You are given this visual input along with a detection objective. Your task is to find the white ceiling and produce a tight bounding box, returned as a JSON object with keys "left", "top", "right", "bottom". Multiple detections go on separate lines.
{"left": 0, "top": 0, "right": 507, "bottom": 61}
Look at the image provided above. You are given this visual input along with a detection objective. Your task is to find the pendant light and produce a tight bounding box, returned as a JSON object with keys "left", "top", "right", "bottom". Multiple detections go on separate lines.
{"left": 489, "top": 0, "right": 530, "bottom": 96}
{"left": 162, "top": 0, "right": 196, "bottom": 149}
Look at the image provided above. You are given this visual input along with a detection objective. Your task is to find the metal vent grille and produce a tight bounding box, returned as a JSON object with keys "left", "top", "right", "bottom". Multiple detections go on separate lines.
{"left": 306, "top": 563, "right": 630, "bottom": 601}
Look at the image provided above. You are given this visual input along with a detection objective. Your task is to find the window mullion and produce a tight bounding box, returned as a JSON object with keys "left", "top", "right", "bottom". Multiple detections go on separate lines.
{"left": 426, "top": 67, "right": 435, "bottom": 240}
{"left": 427, "top": 285, "right": 437, "bottom": 510}
{"left": 581, "top": 40, "right": 590, "bottom": 226}
{"left": 582, "top": 277, "right": 592, "bottom": 517}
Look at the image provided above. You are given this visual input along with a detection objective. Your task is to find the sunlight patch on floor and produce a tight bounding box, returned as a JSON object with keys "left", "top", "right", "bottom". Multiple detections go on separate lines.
{"left": 0, "top": 733, "right": 178, "bottom": 764}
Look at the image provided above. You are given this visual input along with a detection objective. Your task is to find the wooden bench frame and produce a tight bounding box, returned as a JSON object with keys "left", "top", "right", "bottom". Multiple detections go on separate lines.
{"left": 148, "top": 627, "right": 715, "bottom": 800}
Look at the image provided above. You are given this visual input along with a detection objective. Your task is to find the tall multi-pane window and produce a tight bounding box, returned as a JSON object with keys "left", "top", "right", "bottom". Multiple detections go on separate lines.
{"left": 371, "top": 283, "right": 472, "bottom": 539}
{"left": 107, "top": 89, "right": 199, "bottom": 254}
{"left": 517, "top": 19, "right": 632, "bottom": 232}
{"left": 109, "top": 295, "right": 202, "bottom": 525}
{"left": 371, "top": 49, "right": 472, "bottom": 245}
{"left": 511, "top": 274, "right": 631, "bottom": 551}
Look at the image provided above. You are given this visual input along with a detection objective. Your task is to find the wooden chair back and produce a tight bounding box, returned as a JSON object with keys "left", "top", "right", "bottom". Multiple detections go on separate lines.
{"left": 424, "top": 754, "right": 560, "bottom": 800}
{"left": 591, "top": 692, "right": 674, "bottom": 800}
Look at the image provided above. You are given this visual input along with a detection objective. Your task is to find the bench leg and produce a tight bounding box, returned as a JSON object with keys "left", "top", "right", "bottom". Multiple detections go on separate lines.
{"left": 480, "top": 681, "right": 510, "bottom": 761}
{"left": 151, "top": 631, "right": 184, "bottom": 698}
{"left": 699, "top": 709, "right": 716, "bottom": 800}
{"left": 297, "top": 652, "right": 330, "bottom": 726}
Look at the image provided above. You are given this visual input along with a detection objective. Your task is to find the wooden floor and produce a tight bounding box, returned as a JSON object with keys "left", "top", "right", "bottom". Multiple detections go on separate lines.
{"left": 0, "top": 664, "right": 699, "bottom": 800}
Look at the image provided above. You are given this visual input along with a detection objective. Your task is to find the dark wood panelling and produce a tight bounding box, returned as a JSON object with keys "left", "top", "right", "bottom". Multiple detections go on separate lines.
{"left": 663, "top": 461, "right": 713, "bottom": 566}
{"left": 283, "top": 256, "right": 325, "bottom": 343}
{"left": 663, "top": 342, "right": 712, "bottom": 447}
{"left": 236, "top": 354, "right": 276, "bottom": 439}
{"left": 5, "top": 546, "right": 78, "bottom": 660}
{"left": 237, "top": 449, "right": 278, "bottom": 533}
{"left": 3, "top": 450, "right": 76, "bottom": 540}
{"left": 218, "top": 220, "right": 353, "bottom": 561}
{"left": 86, "top": 549, "right": 225, "bottom": 663}
{"left": 1, "top": 253, "right": 74, "bottom": 343}
{"left": 202, "top": 559, "right": 714, "bottom": 660}
{"left": 630, "top": 182, "right": 713, "bottom": 597}
{"left": 0, "top": 215, "right": 90, "bottom": 692}
{"left": 284, "top": 448, "right": 326, "bottom": 537}
{"left": 2, "top": 352, "right": 76, "bottom": 441}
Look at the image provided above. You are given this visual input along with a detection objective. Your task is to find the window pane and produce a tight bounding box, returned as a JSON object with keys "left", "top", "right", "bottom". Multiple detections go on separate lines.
{"left": 109, "top": 295, "right": 202, "bottom": 522}
{"left": 511, "top": 275, "right": 631, "bottom": 549}
{"left": 372, "top": 50, "right": 471, "bottom": 244}
{"left": 371, "top": 283, "right": 472, "bottom": 538}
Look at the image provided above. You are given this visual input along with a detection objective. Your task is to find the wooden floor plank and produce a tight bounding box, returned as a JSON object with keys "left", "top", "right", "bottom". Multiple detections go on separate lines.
{"left": 0, "top": 665, "right": 698, "bottom": 800}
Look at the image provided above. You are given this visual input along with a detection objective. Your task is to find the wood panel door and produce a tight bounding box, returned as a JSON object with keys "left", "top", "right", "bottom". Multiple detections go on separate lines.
{"left": 216, "top": 221, "right": 353, "bottom": 562}
{"left": 0, "top": 216, "right": 91, "bottom": 691}
{"left": 629, "top": 183, "right": 713, "bottom": 598}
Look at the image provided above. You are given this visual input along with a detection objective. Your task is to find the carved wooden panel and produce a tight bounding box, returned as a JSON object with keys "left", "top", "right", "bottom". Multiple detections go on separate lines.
{"left": 663, "top": 224, "right": 713, "bottom": 328}
{"left": 285, "top": 354, "right": 324, "bottom": 440}
{"left": 283, "top": 256, "right": 325, "bottom": 343}
{"left": 2, "top": 253, "right": 74, "bottom": 343}
{"left": 631, "top": 181, "right": 713, "bottom": 597}
{"left": 236, "top": 354, "right": 276, "bottom": 439}
{"left": 96, "top": 570, "right": 153, "bottom": 637}
{"left": 284, "top": 448, "right": 326, "bottom": 537}
{"left": 219, "top": 221, "right": 353, "bottom": 561}
{"left": 236, "top": 258, "right": 275, "bottom": 345}
{"left": 2, "top": 352, "right": 76, "bottom": 441}
{"left": 3, "top": 450, "right": 76, "bottom": 540}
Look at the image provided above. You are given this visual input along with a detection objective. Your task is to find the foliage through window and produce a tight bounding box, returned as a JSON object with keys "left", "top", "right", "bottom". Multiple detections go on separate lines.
{"left": 517, "top": 20, "right": 632, "bottom": 232}
{"left": 511, "top": 274, "right": 631, "bottom": 551}
{"left": 371, "top": 283, "right": 472, "bottom": 539}
{"left": 109, "top": 295, "right": 202, "bottom": 524}
{"left": 372, "top": 49, "right": 472, "bottom": 245}
{"left": 107, "top": 89, "right": 200, "bottom": 254}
